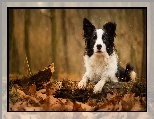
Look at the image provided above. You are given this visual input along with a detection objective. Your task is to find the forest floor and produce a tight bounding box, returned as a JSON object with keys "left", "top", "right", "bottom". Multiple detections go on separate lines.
{"left": 9, "top": 63, "right": 146, "bottom": 111}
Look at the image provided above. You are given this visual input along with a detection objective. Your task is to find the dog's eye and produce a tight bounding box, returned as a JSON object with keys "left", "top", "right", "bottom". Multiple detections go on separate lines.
{"left": 93, "top": 34, "right": 97, "bottom": 39}
{"left": 102, "top": 36, "right": 106, "bottom": 42}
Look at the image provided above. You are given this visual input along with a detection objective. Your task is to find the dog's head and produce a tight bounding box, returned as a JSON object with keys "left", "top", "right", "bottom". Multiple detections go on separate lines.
{"left": 83, "top": 18, "right": 116, "bottom": 57}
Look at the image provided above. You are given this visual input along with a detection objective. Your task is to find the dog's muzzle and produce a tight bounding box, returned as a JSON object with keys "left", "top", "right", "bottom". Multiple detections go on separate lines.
{"left": 96, "top": 44, "right": 102, "bottom": 50}
{"left": 96, "top": 44, "right": 102, "bottom": 53}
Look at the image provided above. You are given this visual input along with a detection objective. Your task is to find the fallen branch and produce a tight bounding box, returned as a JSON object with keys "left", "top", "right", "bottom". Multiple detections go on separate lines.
{"left": 53, "top": 80, "right": 146, "bottom": 102}
{"left": 9, "top": 63, "right": 54, "bottom": 90}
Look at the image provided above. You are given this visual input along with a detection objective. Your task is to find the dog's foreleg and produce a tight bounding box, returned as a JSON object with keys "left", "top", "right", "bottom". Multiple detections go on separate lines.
{"left": 78, "top": 73, "right": 88, "bottom": 89}
{"left": 93, "top": 78, "right": 106, "bottom": 94}
{"left": 93, "top": 75, "right": 118, "bottom": 93}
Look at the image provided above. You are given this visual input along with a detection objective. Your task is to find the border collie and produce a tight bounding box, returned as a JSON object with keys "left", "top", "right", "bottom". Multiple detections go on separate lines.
{"left": 78, "top": 18, "right": 136, "bottom": 94}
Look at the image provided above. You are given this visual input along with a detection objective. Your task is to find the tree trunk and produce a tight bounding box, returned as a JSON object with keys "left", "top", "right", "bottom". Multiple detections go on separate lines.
{"left": 24, "top": 9, "right": 32, "bottom": 75}
{"left": 9, "top": 9, "right": 20, "bottom": 74}
{"left": 61, "top": 10, "right": 70, "bottom": 73}
{"left": 50, "top": 10, "right": 58, "bottom": 80}
{"left": 141, "top": 9, "right": 147, "bottom": 81}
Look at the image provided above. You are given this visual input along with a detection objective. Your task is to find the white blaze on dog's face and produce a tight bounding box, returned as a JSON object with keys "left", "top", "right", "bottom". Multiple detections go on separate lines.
{"left": 93, "top": 29, "right": 106, "bottom": 54}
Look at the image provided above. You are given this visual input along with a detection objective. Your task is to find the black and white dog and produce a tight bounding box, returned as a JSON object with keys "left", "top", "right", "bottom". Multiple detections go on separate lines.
{"left": 78, "top": 18, "right": 136, "bottom": 94}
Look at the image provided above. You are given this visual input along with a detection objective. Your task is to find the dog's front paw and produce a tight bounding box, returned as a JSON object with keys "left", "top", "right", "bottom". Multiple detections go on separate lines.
{"left": 93, "top": 82, "right": 103, "bottom": 94}
{"left": 112, "top": 78, "right": 118, "bottom": 82}
{"left": 78, "top": 80, "right": 87, "bottom": 89}
{"left": 93, "top": 81, "right": 105, "bottom": 94}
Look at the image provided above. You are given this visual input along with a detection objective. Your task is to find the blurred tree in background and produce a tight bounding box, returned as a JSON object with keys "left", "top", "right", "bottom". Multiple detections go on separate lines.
{"left": 9, "top": 9, "right": 20, "bottom": 73}
{"left": 24, "top": 9, "right": 31, "bottom": 75}
{"left": 8, "top": 8, "right": 146, "bottom": 81}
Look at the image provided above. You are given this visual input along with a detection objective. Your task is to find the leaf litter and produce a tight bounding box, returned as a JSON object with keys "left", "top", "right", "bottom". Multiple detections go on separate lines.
{"left": 9, "top": 63, "right": 146, "bottom": 111}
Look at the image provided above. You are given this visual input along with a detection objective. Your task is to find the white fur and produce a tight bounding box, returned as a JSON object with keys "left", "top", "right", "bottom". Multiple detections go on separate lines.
{"left": 78, "top": 29, "right": 118, "bottom": 93}
{"left": 130, "top": 71, "right": 136, "bottom": 82}
{"left": 93, "top": 29, "right": 106, "bottom": 53}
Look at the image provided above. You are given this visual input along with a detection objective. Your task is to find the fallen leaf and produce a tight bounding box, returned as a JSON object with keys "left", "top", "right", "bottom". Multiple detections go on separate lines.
{"left": 121, "top": 93, "right": 135, "bottom": 111}
{"left": 73, "top": 101, "right": 85, "bottom": 111}
{"left": 28, "top": 84, "right": 36, "bottom": 96}
{"left": 86, "top": 98, "right": 97, "bottom": 107}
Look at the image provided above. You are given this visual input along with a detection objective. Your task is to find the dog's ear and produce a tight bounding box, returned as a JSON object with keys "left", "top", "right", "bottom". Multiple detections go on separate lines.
{"left": 83, "top": 18, "right": 95, "bottom": 38}
{"left": 103, "top": 22, "right": 116, "bottom": 37}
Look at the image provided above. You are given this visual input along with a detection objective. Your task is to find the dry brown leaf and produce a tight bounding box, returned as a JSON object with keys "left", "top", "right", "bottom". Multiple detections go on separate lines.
{"left": 142, "top": 97, "right": 146, "bottom": 104}
{"left": 10, "top": 101, "right": 28, "bottom": 111}
{"left": 24, "top": 106, "right": 42, "bottom": 111}
{"left": 131, "top": 96, "right": 144, "bottom": 111}
{"left": 24, "top": 95, "right": 41, "bottom": 106}
{"left": 42, "top": 96, "right": 66, "bottom": 111}
{"left": 38, "top": 89, "right": 46, "bottom": 94}
{"left": 48, "top": 96, "right": 60, "bottom": 105}
{"left": 49, "top": 63, "right": 55, "bottom": 73}
{"left": 42, "top": 96, "right": 51, "bottom": 111}
{"left": 66, "top": 99, "right": 74, "bottom": 106}
{"left": 97, "top": 102, "right": 114, "bottom": 111}
{"left": 106, "top": 93, "right": 114, "bottom": 100}
{"left": 36, "top": 92, "right": 46, "bottom": 100}
{"left": 121, "top": 93, "right": 135, "bottom": 111}
{"left": 46, "top": 84, "right": 56, "bottom": 96}
{"left": 13, "top": 84, "right": 20, "bottom": 90}
{"left": 50, "top": 103, "right": 64, "bottom": 111}
{"left": 57, "top": 98, "right": 67, "bottom": 105}
{"left": 73, "top": 101, "right": 85, "bottom": 111}
{"left": 64, "top": 100, "right": 74, "bottom": 111}
{"left": 118, "top": 101, "right": 123, "bottom": 111}
{"left": 131, "top": 101, "right": 143, "bottom": 111}
{"left": 86, "top": 98, "right": 97, "bottom": 107}
{"left": 28, "top": 84, "right": 36, "bottom": 96}
{"left": 16, "top": 89, "right": 26, "bottom": 97}
{"left": 80, "top": 102, "right": 95, "bottom": 111}
{"left": 72, "top": 101, "right": 94, "bottom": 111}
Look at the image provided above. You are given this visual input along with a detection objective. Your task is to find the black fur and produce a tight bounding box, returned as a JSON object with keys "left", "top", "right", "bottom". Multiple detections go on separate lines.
{"left": 83, "top": 18, "right": 96, "bottom": 57}
{"left": 103, "top": 22, "right": 116, "bottom": 38}
{"left": 116, "top": 63, "right": 134, "bottom": 82}
{"left": 102, "top": 22, "right": 116, "bottom": 55}
{"left": 116, "top": 64, "right": 125, "bottom": 81}
{"left": 125, "top": 63, "right": 134, "bottom": 82}
{"left": 83, "top": 18, "right": 95, "bottom": 38}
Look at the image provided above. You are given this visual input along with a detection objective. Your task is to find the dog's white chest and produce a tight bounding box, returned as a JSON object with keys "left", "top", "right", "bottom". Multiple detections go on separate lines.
{"left": 84, "top": 55, "right": 108, "bottom": 81}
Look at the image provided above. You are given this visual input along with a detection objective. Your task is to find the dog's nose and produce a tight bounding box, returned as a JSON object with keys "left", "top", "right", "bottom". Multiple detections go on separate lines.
{"left": 96, "top": 44, "right": 102, "bottom": 50}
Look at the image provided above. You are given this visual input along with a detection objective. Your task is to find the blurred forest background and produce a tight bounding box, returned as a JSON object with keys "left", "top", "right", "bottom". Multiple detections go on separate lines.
{"left": 9, "top": 8, "right": 146, "bottom": 82}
